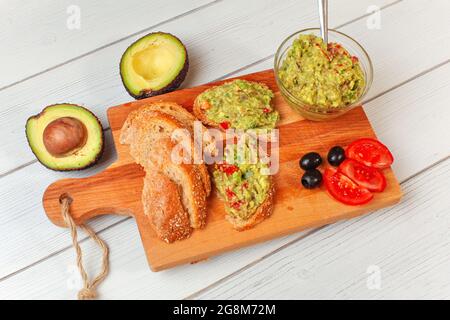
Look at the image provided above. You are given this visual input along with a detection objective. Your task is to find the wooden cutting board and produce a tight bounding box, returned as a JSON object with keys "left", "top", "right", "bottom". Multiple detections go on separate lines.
{"left": 43, "top": 69, "right": 402, "bottom": 271}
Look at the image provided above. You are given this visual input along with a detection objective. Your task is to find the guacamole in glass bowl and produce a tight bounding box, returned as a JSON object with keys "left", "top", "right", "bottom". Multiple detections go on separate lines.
{"left": 274, "top": 29, "right": 373, "bottom": 121}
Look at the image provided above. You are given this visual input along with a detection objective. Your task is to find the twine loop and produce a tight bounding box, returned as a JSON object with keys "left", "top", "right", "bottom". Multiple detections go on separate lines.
{"left": 59, "top": 194, "right": 109, "bottom": 300}
{"left": 78, "top": 287, "right": 97, "bottom": 300}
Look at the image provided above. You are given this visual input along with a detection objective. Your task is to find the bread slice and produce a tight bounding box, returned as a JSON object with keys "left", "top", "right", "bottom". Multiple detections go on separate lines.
{"left": 225, "top": 183, "right": 274, "bottom": 231}
{"left": 137, "top": 101, "right": 198, "bottom": 130}
{"left": 120, "top": 106, "right": 209, "bottom": 230}
{"left": 123, "top": 125, "right": 208, "bottom": 230}
{"left": 212, "top": 141, "right": 275, "bottom": 231}
{"left": 136, "top": 101, "right": 219, "bottom": 162}
{"left": 120, "top": 105, "right": 211, "bottom": 196}
{"left": 192, "top": 99, "right": 219, "bottom": 128}
{"left": 192, "top": 80, "right": 277, "bottom": 131}
{"left": 142, "top": 172, "right": 192, "bottom": 243}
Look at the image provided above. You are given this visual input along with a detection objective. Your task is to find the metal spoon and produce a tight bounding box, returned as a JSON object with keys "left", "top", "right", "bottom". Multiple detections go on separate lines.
{"left": 318, "top": 0, "right": 328, "bottom": 45}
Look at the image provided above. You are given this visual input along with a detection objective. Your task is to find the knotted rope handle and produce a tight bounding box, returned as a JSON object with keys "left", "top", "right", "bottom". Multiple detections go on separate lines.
{"left": 59, "top": 194, "right": 110, "bottom": 300}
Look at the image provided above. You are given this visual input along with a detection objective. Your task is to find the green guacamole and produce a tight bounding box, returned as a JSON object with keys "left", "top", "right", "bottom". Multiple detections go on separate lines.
{"left": 197, "top": 79, "right": 279, "bottom": 129}
{"left": 279, "top": 34, "right": 365, "bottom": 110}
{"left": 213, "top": 144, "right": 270, "bottom": 220}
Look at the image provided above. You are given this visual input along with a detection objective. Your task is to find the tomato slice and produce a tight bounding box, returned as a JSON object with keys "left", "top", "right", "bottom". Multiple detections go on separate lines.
{"left": 346, "top": 138, "right": 393, "bottom": 169}
{"left": 338, "top": 159, "right": 386, "bottom": 192}
{"left": 324, "top": 168, "right": 373, "bottom": 205}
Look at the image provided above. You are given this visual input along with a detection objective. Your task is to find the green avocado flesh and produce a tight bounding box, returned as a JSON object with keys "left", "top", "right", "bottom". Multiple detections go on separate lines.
{"left": 26, "top": 104, "right": 104, "bottom": 171}
{"left": 279, "top": 34, "right": 365, "bottom": 110}
{"left": 213, "top": 144, "right": 270, "bottom": 220}
{"left": 198, "top": 79, "right": 279, "bottom": 130}
{"left": 120, "top": 32, "right": 188, "bottom": 99}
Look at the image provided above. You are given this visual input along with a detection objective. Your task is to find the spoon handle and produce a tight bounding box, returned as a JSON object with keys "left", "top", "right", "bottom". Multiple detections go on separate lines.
{"left": 318, "top": 0, "right": 328, "bottom": 45}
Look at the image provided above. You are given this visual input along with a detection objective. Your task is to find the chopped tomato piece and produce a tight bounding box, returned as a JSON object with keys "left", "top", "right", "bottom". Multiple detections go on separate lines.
{"left": 324, "top": 168, "right": 373, "bottom": 205}
{"left": 225, "top": 187, "right": 236, "bottom": 199}
{"left": 263, "top": 108, "right": 270, "bottom": 113}
{"left": 230, "top": 201, "right": 243, "bottom": 210}
{"left": 217, "top": 163, "right": 239, "bottom": 175}
{"left": 219, "top": 121, "right": 230, "bottom": 130}
{"left": 346, "top": 138, "right": 394, "bottom": 169}
{"left": 339, "top": 159, "right": 386, "bottom": 192}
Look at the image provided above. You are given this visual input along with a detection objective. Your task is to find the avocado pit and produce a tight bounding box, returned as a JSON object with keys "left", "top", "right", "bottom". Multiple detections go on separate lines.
{"left": 43, "top": 117, "right": 87, "bottom": 157}
{"left": 26, "top": 104, "right": 104, "bottom": 171}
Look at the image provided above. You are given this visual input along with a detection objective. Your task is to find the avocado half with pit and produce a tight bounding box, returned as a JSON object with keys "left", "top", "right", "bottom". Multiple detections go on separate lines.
{"left": 120, "top": 32, "right": 189, "bottom": 99}
{"left": 25, "top": 104, "right": 104, "bottom": 171}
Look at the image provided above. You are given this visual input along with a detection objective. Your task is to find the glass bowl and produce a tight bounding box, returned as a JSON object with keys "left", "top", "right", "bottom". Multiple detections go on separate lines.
{"left": 274, "top": 28, "right": 373, "bottom": 121}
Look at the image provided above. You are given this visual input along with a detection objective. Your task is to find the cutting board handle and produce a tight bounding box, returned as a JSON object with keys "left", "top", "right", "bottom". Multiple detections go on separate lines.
{"left": 43, "top": 163, "right": 145, "bottom": 227}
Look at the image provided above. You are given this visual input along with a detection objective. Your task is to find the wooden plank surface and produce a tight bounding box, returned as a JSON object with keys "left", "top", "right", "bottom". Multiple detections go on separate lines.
{"left": 0, "top": 0, "right": 449, "bottom": 299}
{"left": 3, "top": 0, "right": 400, "bottom": 281}
{"left": 0, "top": 153, "right": 446, "bottom": 299}
{"left": 0, "top": 0, "right": 213, "bottom": 89}
{"left": 195, "top": 157, "right": 450, "bottom": 299}
{"left": 2, "top": 58, "right": 448, "bottom": 298}
{"left": 0, "top": 0, "right": 397, "bottom": 175}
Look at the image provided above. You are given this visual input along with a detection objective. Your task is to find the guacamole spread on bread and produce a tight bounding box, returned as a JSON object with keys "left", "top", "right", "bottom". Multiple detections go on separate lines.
{"left": 278, "top": 34, "right": 365, "bottom": 110}
{"left": 213, "top": 144, "right": 271, "bottom": 220}
{"left": 197, "top": 79, "right": 279, "bottom": 130}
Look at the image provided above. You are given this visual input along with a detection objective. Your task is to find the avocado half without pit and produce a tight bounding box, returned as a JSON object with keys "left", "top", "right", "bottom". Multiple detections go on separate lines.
{"left": 120, "top": 32, "right": 189, "bottom": 99}
{"left": 26, "top": 104, "right": 104, "bottom": 171}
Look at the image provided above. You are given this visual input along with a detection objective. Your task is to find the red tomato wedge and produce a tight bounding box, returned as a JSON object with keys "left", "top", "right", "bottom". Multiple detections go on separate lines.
{"left": 338, "top": 159, "right": 386, "bottom": 192}
{"left": 346, "top": 138, "right": 394, "bottom": 169}
{"left": 324, "top": 168, "right": 373, "bottom": 205}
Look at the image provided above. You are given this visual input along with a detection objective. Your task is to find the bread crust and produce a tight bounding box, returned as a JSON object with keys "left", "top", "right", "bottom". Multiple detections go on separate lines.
{"left": 120, "top": 102, "right": 211, "bottom": 241}
{"left": 129, "top": 118, "right": 207, "bottom": 229}
{"left": 142, "top": 173, "right": 192, "bottom": 243}
{"left": 193, "top": 99, "right": 220, "bottom": 128}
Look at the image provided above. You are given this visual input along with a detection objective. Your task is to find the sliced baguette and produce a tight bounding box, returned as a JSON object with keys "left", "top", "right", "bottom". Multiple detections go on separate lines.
{"left": 142, "top": 172, "right": 192, "bottom": 243}
{"left": 120, "top": 105, "right": 211, "bottom": 196}
{"left": 136, "top": 101, "right": 198, "bottom": 130}
{"left": 120, "top": 109, "right": 208, "bottom": 230}
{"left": 136, "top": 101, "right": 218, "bottom": 184}
{"left": 136, "top": 101, "right": 219, "bottom": 161}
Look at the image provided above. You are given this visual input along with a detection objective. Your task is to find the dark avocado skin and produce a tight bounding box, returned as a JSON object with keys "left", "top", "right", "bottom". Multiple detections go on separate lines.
{"left": 25, "top": 103, "right": 105, "bottom": 171}
{"left": 120, "top": 32, "right": 189, "bottom": 100}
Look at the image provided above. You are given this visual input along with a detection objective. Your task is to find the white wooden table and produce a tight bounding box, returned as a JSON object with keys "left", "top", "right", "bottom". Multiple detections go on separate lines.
{"left": 1, "top": 0, "right": 449, "bottom": 300}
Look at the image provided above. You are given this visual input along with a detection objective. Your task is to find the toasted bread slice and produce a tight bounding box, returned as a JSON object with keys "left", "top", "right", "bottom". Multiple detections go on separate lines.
{"left": 193, "top": 99, "right": 219, "bottom": 128}
{"left": 134, "top": 101, "right": 218, "bottom": 182}
{"left": 137, "top": 101, "right": 197, "bottom": 128}
{"left": 212, "top": 141, "right": 275, "bottom": 230}
{"left": 142, "top": 172, "right": 192, "bottom": 243}
{"left": 120, "top": 108, "right": 209, "bottom": 230}
{"left": 213, "top": 163, "right": 275, "bottom": 231}
{"left": 121, "top": 104, "right": 212, "bottom": 196}
{"left": 121, "top": 108, "right": 211, "bottom": 196}
{"left": 127, "top": 135, "right": 207, "bottom": 229}
{"left": 225, "top": 183, "right": 274, "bottom": 231}
{"left": 193, "top": 80, "right": 278, "bottom": 131}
